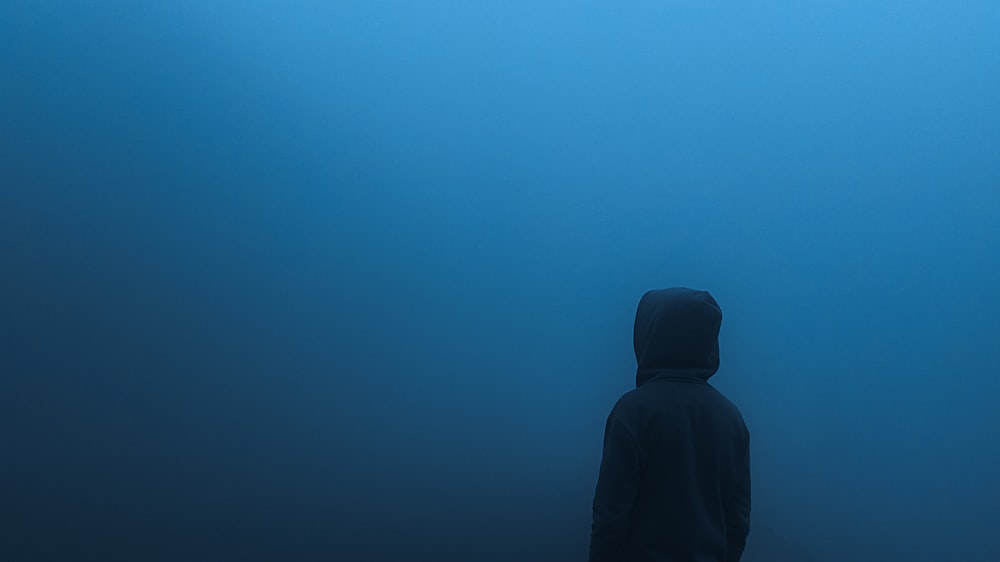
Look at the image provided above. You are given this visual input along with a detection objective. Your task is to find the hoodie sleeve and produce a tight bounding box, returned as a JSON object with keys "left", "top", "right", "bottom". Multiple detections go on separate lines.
{"left": 589, "top": 409, "right": 642, "bottom": 562}
{"left": 725, "top": 425, "right": 751, "bottom": 562}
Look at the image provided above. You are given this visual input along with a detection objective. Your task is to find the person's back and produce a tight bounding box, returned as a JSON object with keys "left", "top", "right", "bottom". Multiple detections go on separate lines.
{"left": 589, "top": 288, "right": 751, "bottom": 562}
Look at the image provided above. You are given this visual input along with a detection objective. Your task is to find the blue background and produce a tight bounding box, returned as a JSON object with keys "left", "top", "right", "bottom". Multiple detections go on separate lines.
{"left": 2, "top": 1, "right": 998, "bottom": 560}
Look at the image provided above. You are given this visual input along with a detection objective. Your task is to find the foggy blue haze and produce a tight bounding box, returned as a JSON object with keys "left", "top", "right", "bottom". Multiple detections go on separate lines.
{"left": 2, "top": 1, "right": 998, "bottom": 561}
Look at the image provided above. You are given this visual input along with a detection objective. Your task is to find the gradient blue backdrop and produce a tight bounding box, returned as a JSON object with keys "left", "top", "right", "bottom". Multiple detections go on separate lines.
{"left": 2, "top": 2, "right": 998, "bottom": 561}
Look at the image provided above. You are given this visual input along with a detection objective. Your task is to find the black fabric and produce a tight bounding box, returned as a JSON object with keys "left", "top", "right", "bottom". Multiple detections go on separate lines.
{"left": 590, "top": 288, "right": 751, "bottom": 562}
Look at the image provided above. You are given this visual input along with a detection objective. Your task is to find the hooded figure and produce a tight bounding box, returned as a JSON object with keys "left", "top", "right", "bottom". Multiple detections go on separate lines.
{"left": 589, "top": 288, "right": 751, "bottom": 562}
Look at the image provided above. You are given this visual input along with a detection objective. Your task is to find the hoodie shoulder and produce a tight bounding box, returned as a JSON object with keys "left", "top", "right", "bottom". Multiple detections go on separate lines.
{"left": 608, "top": 387, "right": 648, "bottom": 425}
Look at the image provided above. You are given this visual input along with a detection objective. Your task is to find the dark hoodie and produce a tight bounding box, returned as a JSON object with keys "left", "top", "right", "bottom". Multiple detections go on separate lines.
{"left": 589, "top": 288, "right": 751, "bottom": 562}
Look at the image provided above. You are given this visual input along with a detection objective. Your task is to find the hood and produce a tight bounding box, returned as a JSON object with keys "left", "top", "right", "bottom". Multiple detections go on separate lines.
{"left": 634, "top": 287, "right": 722, "bottom": 386}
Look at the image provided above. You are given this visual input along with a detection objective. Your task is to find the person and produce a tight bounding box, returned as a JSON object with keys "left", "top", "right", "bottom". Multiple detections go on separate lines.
{"left": 589, "top": 288, "right": 751, "bottom": 562}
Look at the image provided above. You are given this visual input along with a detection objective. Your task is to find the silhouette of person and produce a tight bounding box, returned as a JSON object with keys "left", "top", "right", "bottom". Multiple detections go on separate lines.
{"left": 589, "top": 288, "right": 750, "bottom": 562}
